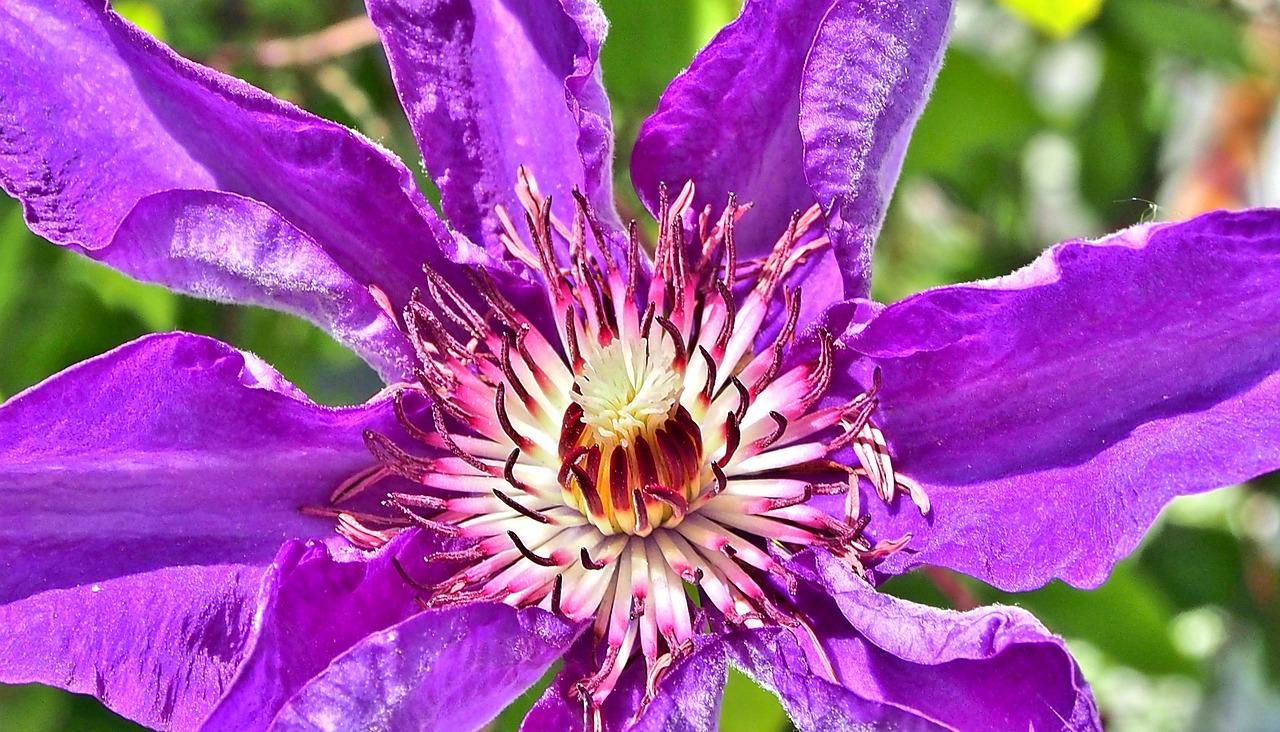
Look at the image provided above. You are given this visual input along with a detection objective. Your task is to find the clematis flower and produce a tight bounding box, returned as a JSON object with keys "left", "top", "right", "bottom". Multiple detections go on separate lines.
{"left": 2, "top": 0, "right": 1278, "bottom": 730}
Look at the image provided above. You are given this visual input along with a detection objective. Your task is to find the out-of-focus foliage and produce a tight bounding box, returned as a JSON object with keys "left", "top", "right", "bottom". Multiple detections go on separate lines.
{"left": 1, "top": 1, "right": 1278, "bottom": 731}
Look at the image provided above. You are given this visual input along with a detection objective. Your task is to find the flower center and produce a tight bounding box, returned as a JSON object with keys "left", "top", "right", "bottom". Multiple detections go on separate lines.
{"left": 561, "top": 333, "right": 703, "bottom": 536}
{"left": 317, "top": 169, "right": 929, "bottom": 729}
{"left": 573, "top": 336, "right": 681, "bottom": 447}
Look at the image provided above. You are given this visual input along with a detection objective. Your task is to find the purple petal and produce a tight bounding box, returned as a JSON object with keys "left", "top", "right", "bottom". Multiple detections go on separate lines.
{"left": 0, "top": 0, "right": 475, "bottom": 377}
{"left": 631, "top": 0, "right": 951, "bottom": 297}
{"left": 522, "top": 635, "right": 727, "bottom": 732}
{"left": 792, "top": 552, "right": 1100, "bottom": 729}
{"left": 202, "top": 534, "right": 441, "bottom": 731}
{"left": 848, "top": 209, "right": 1280, "bottom": 589}
{"left": 800, "top": 0, "right": 954, "bottom": 295}
{"left": 0, "top": 563, "right": 263, "bottom": 730}
{"left": 724, "top": 629, "right": 935, "bottom": 732}
{"left": 366, "top": 0, "right": 620, "bottom": 257}
{"left": 104, "top": 190, "right": 413, "bottom": 380}
{"left": 270, "top": 604, "right": 579, "bottom": 731}
{"left": 632, "top": 0, "right": 831, "bottom": 258}
{"left": 0, "top": 332, "right": 395, "bottom": 606}
{"left": 0, "top": 334, "right": 394, "bottom": 727}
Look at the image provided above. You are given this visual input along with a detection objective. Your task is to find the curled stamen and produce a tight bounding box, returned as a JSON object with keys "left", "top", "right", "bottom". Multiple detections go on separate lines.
{"left": 431, "top": 403, "right": 500, "bottom": 476}
{"left": 581, "top": 546, "right": 608, "bottom": 570}
{"left": 698, "top": 346, "right": 718, "bottom": 402}
{"left": 654, "top": 315, "right": 688, "bottom": 370}
{"left": 508, "top": 530, "right": 558, "bottom": 567}
{"left": 754, "top": 411, "right": 789, "bottom": 452}
{"left": 492, "top": 487, "right": 552, "bottom": 524}
{"left": 391, "top": 556, "right": 434, "bottom": 593}
{"left": 718, "top": 414, "right": 741, "bottom": 468}
{"left": 495, "top": 383, "right": 535, "bottom": 451}
{"left": 363, "top": 430, "right": 433, "bottom": 482}
{"left": 713, "top": 280, "right": 736, "bottom": 353}
{"left": 730, "top": 377, "right": 750, "bottom": 422}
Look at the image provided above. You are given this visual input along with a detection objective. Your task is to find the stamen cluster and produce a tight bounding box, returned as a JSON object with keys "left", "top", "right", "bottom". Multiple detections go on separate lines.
{"left": 318, "top": 169, "right": 928, "bottom": 728}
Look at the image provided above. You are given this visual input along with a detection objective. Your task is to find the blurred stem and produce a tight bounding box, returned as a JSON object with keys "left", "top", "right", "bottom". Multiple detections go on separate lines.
{"left": 923, "top": 567, "right": 979, "bottom": 611}
{"left": 211, "top": 15, "right": 378, "bottom": 70}
{"left": 314, "top": 63, "right": 393, "bottom": 141}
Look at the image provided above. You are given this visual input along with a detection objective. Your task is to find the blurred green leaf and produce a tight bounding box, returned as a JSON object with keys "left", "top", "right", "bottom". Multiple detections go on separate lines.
{"left": 1104, "top": 0, "right": 1246, "bottom": 69}
{"left": 998, "top": 0, "right": 1104, "bottom": 38}
{"left": 61, "top": 257, "right": 178, "bottom": 333}
{"left": 1077, "top": 39, "right": 1156, "bottom": 220}
{"left": 904, "top": 50, "right": 1042, "bottom": 183}
{"left": 114, "top": 1, "right": 166, "bottom": 39}
{"left": 996, "top": 563, "right": 1195, "bottom": 677}
{"left": 720, "top": 668, "right": 788, "bottom": 732}
{"left": 492, "top": 664, "right": 560, "bottom": 732}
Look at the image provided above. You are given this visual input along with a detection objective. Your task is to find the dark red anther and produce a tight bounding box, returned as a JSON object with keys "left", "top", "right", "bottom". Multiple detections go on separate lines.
{"left": 698, "top": 347, "right": 718, "bottom": 402}
{"left": 508, "top": 530, "right": 558, "bottom": 567}
{"left": 779, "top": 288, "right": 803, "bottom": 346}
{"left": 564, "top": 307, "right": 584, "bottom": 371}
{"left": 431, "top": 403, "right": 501, "bottom": 476}
{"left": 464, "top": 269, "right": 519, "bottom": 331}
{"left": 800, "top": 328, "right": 835, "bottom": 407}
{"left": 730, "top": 377, "right": 750, "bottom": 423}
{"left": 393, "top": 389, "right": 437, "bottom": 444}
{"left": 724, "top": 194, "right": 739, "bottom": 284}
{"left": 707, "top": 462, "right": 728, "bottom": 499}
{"left": 558, "top": 444, "right": 590, "bottom": 485}
{"left": 633, "top": 438, "right": 659, "bottom": 489}
{"left": 559, "top": 403, "right": 586, "bottom": 459}
{"left": 422, "top": 263, "right": 486, "bottom": 339}
{"left": 495, "top": 383, "right": 534, "bottom": 451}
{"left": 631, "top": 487, "right": 652, "bottom": 534}
{"left": 363, "top": 429, "right": 434, "bottom": 483}
{"left": 750, "top": 344, "right": 785, "bottom": 396}
{"left": 570, "top": 461, "right": 606, "bottom": 517}
{"left": 504, "top": 448, "right": 536, "bottom": 497}
{"left": 713, "top": 280, "right": 736, "bottom": 354}
{"left": 572, "top": 187, "right": 616, "bottom": 272}
{"left": 500, "top": 336, "right": 536, "bottom": 409}
{"left": 755, "top": 411, "right": 789, "bottom": 452}
{"left": 580, "top": 546, "right": 607, "bottom": 570}
{"left": 639, "top": 301, "right": 656, "bottom": 339}
{"left": 391, "top": 556, "right": 435, "bottom": 593}
{"left": 654, "top": 315, "right": 688, "bottom": 371}
{"left": 717, "top": 414, "right": 741, "bottom": 469}
{"left": 386, "top": 492, "right": 447, "bottom": 511}
{"left": 551, "top": 574, "right": 565, "bottom": 616}
{"left": 607, "top": 448, "right": 631, "bottom": 513}
{"left": 388, "top": 498, "right": 462, "bottom": 536}
{"left": 626, "top": 219, "right": 641, "bottom": 297}
{"left": 764, "top": 485, "right": 812, "bottom": 512}
{"left": 492, "top": 486, "right": 551, "bottom": 524}
{"left": 642, "top": 483, "right": 689, "bottom": 520}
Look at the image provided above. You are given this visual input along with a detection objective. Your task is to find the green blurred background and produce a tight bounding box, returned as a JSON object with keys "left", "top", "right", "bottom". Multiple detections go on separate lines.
{"left": 2, "top": 0, "right": 1279, "bottom": 729}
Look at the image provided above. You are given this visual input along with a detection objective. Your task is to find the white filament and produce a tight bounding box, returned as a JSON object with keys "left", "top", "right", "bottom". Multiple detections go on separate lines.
{"left": 573, "top": 334, "right": 682, "bottom": 446}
